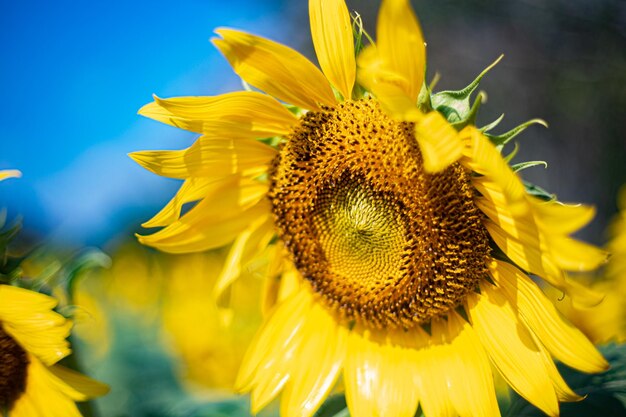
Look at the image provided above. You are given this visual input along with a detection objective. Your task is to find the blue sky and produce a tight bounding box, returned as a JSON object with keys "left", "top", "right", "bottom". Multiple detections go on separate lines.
{"left": 0, "top": 0, "right": 287, "bottom": 246}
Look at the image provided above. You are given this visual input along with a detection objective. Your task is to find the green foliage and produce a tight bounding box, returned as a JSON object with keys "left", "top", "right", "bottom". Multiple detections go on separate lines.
{"left": 314, "top": 394, "right": 348, "bottom": 417}
{"left": 0, "top": 210, "right": 22, "bottom": 281}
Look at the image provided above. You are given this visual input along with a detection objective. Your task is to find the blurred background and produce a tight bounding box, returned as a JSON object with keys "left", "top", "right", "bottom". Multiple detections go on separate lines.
{"left": 1, "top": 0, "right": 625, "bottom": 416}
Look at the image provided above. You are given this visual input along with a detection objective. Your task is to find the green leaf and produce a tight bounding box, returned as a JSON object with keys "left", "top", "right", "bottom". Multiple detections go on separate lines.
{"left": 481, "top": 113, "right": 505, "bottom": 133}
{"left": 504, "top": 343, "right": 626, "bottom": 417}
{"left": 431, "top": 55, "right": 502, "bottom": 125}
{"left": 512, "top": 161, "right": 548, "bottom": 172}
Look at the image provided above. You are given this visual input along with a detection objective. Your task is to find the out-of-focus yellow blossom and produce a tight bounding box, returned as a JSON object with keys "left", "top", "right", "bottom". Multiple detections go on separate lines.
{"left": 550, "top": 187, "right": 626, "bottom": 343}
{"left": 74, "top": 242, "right": 264, "bottom": 394}
{"left": 161, "top": 250, "right": 263, "bottom": 394}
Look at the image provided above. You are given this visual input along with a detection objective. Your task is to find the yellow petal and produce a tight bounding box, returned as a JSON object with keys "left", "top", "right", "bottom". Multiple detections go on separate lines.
{"left": 484, "top": 219, "right": 565, "bottom": 288}
{"left": 414, "top": 111, "right": 463, "bottom": 173}
{"left": 309, "top": 0, "right": 355, "bottom": 100}
{"left": 280, "top": 302, "right": 346, "bottom": 417}
{"left": 0, "top": 169, "right": 21, "bottom": 181}
{"left": 534, "top": 340, "right": 583, "bottom": 403}
{"left": 467, "top": 286, "right": 560, "bottom": 417}
{"left": 0, "top": 285, "right": 72, "bottom": 366}
{"left": 213, "top": 29, "right": 336, "bottom": 110}
{"left": 461, "top": 127, "right": 528, "bottom": 214}
{"left": 129, "top": 136, "right": 276, "bottom": 179}
{"left": 410, "top": 326, "right": 456, "bottom": 417}
{"left": 236, "top": 288, "right": 311, "bottom": 392}
{"left": 376, "top": 0, "right": 425, "bottom": 101}
{"left": 445, "top": 312, "right": 500, "bottom": 417}
{"left": 213, "top": 215, "right": 274, "bottom": 302}
{"left": 11, "top": 356, "right": 83, "bottom": 417}
{"left": 547, "top": 235, "right": 609, "bottom": 272}
{"left": 141, "top": 177, "right": 217, "bottom": 228}
{"left": 0, "top": 284, "right": 57, "bottom": 312}
{"left": 532, "top": 201, "right": 596, "bottom": 234}
{"left": 357, "top": 46, "right": 423, "bottom": 122}
{"left": 562, "top": 274, "right": 605, "bottom": 309}
{"left": 138, "top": 91, "right": 297, "bottom": 137}
{"left": 47, "top": 365, "right": 110, "bottom": 400}
{"left": 137, "top": 178, "right": 270, "bottom": 253}
{"left": 490, "top": 260, "right": 608, "bottom": 374}
{"left": 478, "top": 197, "right": 608, "bottom": 273}
{"left": 344, "top": 329, "right": 420, "bottom": 417}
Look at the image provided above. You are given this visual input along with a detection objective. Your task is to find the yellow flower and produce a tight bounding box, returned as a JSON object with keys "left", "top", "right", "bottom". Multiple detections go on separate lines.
{"left": 549, "top": 186, "right": 626, "bottom": 344}
{"left": 161, "top": 250, "right": 263, "bottom": 393}
{"left": 0, "top": 285, "right": 108, "bottom": 417}
{"left": 73, "top": 241, "right": 263, "bottom": 393}
{"left": 132, "top": 0, "right": 609, "bottom": 416}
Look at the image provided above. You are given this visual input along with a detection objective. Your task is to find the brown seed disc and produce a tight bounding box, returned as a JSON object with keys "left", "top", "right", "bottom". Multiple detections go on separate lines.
{"left": 269, "top": 99, "right": 491, "bottom": 329}
{"left": 0, "top": 323, "right": 29, "bottom": 410}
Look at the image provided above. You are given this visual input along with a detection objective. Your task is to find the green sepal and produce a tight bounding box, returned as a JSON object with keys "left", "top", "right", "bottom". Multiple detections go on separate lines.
{"left": 451, "top": 91, "right": 485, "bottom": 130}
{"left": 504, "top": 142, "right": 519, "bottom": 163}
{"left": 512, "top": 161, "right": 548, "bottom": 173}
{"left": 431, "top": 55, "right": 503, "bottom": 125}
{"left": 351, "top": 12, "right": 372, "bottom": 100}
{"left": 417, "top": 78, "right": 434, "bottom": 113}
{"left": 352, "top": 12, "right": 372, "bottom": 58}
{"left": 480, "top": 114, "right": 505, "bottom": 133}
{"left": 523, "top": 180, "right": 555, "bottom": 201}
{"left": 486, "top": 118, "right": 547, "bottom": 151}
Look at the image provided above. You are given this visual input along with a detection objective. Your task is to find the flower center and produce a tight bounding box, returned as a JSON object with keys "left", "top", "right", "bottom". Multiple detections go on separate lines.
{"left": 0, "top": 323, "right": 29, "bottom": 410}
{"left": 269, "top": 99, "right": 490, "bottom": 329}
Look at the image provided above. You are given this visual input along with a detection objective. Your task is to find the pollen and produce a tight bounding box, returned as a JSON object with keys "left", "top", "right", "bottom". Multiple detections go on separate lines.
{"left": 0, "top": 323, "right": 29, "bottom": 410}
{"left": 269, "top": 99, "right": 491, "bottom": 329}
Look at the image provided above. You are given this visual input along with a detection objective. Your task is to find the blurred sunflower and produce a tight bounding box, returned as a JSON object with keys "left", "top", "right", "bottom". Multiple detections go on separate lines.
{"left": 132, "top": 0, "right": 609, "bottom": 416}
{"left": 160, "top": 250, "right": 263, "bottom": 393}
{"left": 0, "top": 285, "right": 109, "bottom": 417}
{"left": 74, "top": 242, "right": 263, "bottom": 394}
{"left": 549, "top": 186, "right": 626, "bottom": 344}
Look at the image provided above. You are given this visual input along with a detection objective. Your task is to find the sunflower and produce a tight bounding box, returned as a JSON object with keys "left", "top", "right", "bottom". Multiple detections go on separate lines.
{"left": 132, "top": 0, "right": 609, "bottom": 416}
{"left": 160, "top": 249, "right": 263, "bottom": 393}
{"left": 0, "top": 284, "right": 109, "bottom": 417}
{"left": 548, "top": 186, "right": 626, "bottom": 344}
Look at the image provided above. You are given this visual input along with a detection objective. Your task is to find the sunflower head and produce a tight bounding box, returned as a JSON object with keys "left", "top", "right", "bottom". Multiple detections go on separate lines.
{"left": 133, "top": 0, "right": 610, "bottom": 416}
{"left": 270, "top": 98, "right": 491, "bottom": 329}
{"left": 0, "top": 322, "right": 28, "bottom": 409}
